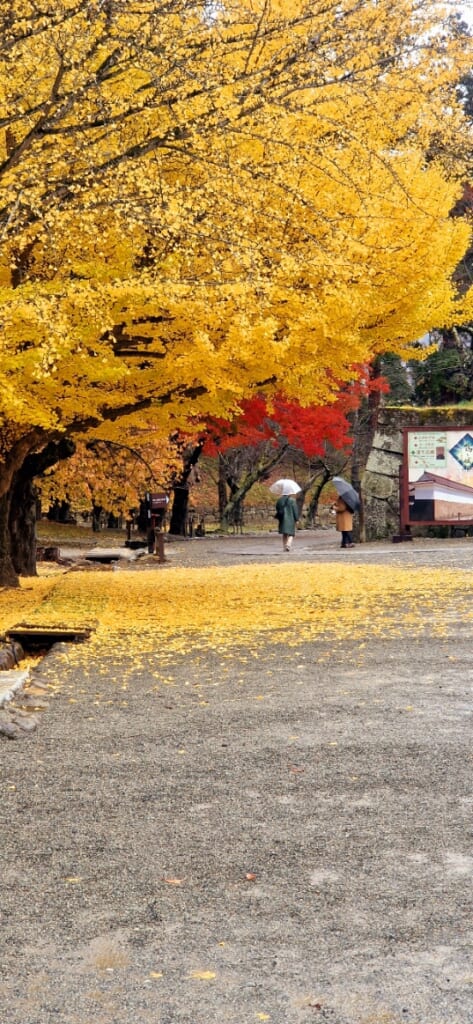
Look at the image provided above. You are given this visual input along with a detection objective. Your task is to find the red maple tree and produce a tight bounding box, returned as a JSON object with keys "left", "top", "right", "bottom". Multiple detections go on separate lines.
{"left": 201, "top": 369, "right": 389, "bottom": 527}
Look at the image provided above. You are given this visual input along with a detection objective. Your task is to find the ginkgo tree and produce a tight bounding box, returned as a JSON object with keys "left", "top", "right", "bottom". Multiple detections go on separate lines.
{"left": 43, "top": 433, "right": 181, "bottom": 525}
{"left": 1, "top": 0, "right": 473, "bottom": 584}
{"left": 13, "top": 423, "right": 185, "bottom": 574}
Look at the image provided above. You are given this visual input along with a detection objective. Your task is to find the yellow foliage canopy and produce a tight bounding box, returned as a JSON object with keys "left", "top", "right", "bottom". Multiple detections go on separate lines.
{"left": 42, "top": 433, "right": 182, "bottom": 516}
{"left": 0, "top": 0, "right": 472, "bottom": 490}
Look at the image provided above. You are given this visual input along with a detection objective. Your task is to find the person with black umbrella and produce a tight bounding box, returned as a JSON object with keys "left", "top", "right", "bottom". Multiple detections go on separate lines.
{"left": 333, "top": 496, "right": 355, "bottom": 548}
{"left": 332, "top": 476, "right": 359, "bottom": 549}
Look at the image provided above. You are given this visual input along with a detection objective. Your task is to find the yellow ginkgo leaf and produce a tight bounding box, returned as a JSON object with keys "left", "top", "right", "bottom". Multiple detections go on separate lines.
{"left": 190, "top": 970, "right": 216, "bottom": 981}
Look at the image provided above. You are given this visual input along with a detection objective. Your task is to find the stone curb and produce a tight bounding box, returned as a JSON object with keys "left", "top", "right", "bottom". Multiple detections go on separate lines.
{"left": 0, "top": 668, "right": 30, "bottom": 708}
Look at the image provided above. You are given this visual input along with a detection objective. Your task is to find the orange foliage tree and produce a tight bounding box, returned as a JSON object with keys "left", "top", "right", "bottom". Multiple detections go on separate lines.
{"left": 42, "top": 434, "right": 181, "bottom": 526}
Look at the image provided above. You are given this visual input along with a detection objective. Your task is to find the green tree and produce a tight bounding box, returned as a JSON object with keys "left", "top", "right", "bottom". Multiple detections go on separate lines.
{"left": 412, "top": 328, "right": 473, "bottom": 405}
{"left": 377, "top": 354, "right": 413, "bottom": 406}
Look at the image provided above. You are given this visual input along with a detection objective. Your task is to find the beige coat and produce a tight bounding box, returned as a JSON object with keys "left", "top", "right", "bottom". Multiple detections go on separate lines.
{"left": 334, "top": 498, "right": 353, "bottom": 532}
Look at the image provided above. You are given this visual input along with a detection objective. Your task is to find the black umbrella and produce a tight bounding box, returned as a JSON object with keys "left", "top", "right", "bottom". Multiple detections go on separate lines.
{"left": 333, "top": 476, "right": 360, "bottom": 513}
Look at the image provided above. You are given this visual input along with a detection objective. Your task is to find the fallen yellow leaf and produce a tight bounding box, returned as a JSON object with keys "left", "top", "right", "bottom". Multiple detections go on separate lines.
{"left": 1, "top": 563, "right": 471, "bottom": 674}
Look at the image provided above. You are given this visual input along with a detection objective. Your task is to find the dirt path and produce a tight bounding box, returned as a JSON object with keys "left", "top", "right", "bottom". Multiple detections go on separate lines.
{"left": 1, "top": 534, "right": 473, "bottom": 1023}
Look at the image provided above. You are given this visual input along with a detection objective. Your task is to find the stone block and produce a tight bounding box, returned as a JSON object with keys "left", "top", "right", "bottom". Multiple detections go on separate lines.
{"left": 0, "top": 669, "right": 29, "bottom": 707}
{"left": 363, "top": 472, "right": 396, "bottom": 500}
{"left": 365, "top": 447, "right": 402, "bottom": 477}
{"left": 371, "top": 429, "right": 403, "bottom": 455}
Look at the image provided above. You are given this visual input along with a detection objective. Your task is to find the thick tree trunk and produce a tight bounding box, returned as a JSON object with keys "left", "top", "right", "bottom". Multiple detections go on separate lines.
{"left": 169, "top": 486, "right": 190, "bottom": 535}
{"left": 0, "top": 491, "right": 19, "bottom": 587}
{"left": 8, "top": 438, "right": 76, "bottom": 578}
{"left": 9, "top": 474, "right": 38, "bottom": 576}
{"left": 169, "top": 441, "right": 204, "bottom": 536}
{"left": 92, "top": 504, "right": 103, "bottom": 531}
{"left": 351, "top": 362, "right": 383, "bottom": 543}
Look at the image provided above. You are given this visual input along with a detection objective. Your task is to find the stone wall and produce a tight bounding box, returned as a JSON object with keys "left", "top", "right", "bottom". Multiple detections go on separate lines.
{"left": 363, "top": 405, "right": 473, "bottom": 540}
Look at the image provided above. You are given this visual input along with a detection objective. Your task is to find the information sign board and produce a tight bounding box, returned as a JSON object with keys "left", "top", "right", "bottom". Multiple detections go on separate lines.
{"left": 149, "top": 493, "right": 169, "bottom": 511}
{"left": 402, "top": 427, "right": 473, "bottom": 527}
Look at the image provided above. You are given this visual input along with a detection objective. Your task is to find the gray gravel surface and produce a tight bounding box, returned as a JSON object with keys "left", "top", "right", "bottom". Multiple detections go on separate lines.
{"left": 1, "top": 533, "right": 473, "bottom": 1023}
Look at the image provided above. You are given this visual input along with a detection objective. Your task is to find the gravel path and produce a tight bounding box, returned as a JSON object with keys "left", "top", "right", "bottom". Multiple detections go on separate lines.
{"left": 1, "top": 533, "right": 473, "bottom": 1024}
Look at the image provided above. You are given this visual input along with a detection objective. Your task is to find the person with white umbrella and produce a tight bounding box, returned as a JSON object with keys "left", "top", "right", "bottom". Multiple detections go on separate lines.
{"left": 269, "top": 479, "right": 301, "bottom": 552}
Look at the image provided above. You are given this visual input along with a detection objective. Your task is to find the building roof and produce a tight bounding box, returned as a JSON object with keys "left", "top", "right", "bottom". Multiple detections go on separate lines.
{"left": 415, "top": 471, "right": 473, "bottom": 497}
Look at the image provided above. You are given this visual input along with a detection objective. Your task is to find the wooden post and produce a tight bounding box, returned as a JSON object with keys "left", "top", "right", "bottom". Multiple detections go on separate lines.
{"left": 156, "top": 531, "right": 165, "bottom": 563}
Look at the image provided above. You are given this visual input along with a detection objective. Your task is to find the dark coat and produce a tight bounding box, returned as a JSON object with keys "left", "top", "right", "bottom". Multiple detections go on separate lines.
{"left": 275, "top": 495, "right": 299, "bottom": 536}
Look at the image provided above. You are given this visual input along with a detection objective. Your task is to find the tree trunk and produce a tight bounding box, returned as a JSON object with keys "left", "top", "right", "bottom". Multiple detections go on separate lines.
{"left": 303, "top": 468, "right": 331, "bottom": 526}
{"left": 92, "top": 504, "right": 103, "bottom": 531}
{"left": 169, "top": 485, "right": 190, "bottom": 535}
{"left": 169, "top": 441, "right": 204, "bottom": 535}
{"left": 8, "top": 438, "right": 76, "bottom": 578}
{"left": 9, "top": 473, "right": 38, "bottom": 576}
{"left": 218, "top": 454, "right": 228, "bottom": 519}
{"left": 0, "top": 491, "right": 19, "bottom": 587}
{"left": 221, "top": 484, "right": 243, "bottom": 532}
{"left": 351, "top": 362, "right": 383, "bottom": 543}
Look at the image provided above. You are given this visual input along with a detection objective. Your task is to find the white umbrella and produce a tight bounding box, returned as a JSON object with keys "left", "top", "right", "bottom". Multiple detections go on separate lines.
{"left": 269, "top": 479, "right": 301, "bottom": 496}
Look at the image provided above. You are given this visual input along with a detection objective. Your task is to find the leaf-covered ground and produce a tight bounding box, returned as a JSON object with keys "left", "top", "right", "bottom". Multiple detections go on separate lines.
{"left": 2, "top": 550, "right": 473, "bottom": 1023}
{"left": 2, "top": 561, "right": 471, "bottom": 657}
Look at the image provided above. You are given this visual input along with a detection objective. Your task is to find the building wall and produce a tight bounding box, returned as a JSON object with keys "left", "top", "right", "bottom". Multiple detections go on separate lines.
{"left": 434, "top": 499, "right": 473, "bottom": 521}
{"left": 363, "top": 406, "right": 473, "bottom": 540}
